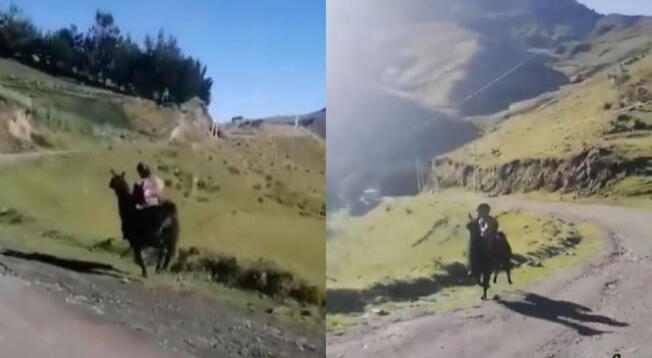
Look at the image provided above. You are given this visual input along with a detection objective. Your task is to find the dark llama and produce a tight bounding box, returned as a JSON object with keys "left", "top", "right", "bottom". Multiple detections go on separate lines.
{"left": 109, "top": 170, "right": 179, "bottom": 277}
{"left": 466, "top": 214, "right": 513, "bottom": 300}
{"left": 491, "top": 231, "right": 513, "bottom": 285}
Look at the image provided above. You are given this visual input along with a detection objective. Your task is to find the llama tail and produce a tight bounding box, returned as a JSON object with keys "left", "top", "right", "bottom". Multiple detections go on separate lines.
{"left": 499, "top": 231, "right": 513, "bottom": 268}
{"left": 167, "top": 213, "right": 180, "bottom": 254}
{"left": 157, "top": 200, "right": 179, "bottom": 256}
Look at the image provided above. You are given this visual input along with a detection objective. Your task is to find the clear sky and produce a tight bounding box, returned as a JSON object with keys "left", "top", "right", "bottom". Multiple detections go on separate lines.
{"left": 1, "top": 0, "right": 325, "bottom": 122}
{"left": 577, "top": 0, "right": 652, "bottom": 16}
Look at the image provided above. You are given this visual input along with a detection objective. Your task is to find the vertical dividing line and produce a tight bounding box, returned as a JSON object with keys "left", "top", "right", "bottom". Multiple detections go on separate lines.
{"left": 415, "top": 158, "right": 421, "bottom": 193}
{"left": 473, "top": 143, "right": 478, "bottom": 192}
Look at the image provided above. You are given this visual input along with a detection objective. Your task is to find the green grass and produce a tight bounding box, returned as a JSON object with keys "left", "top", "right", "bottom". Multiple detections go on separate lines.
{"left": 0, "top": 58, "right": 181, "bottom": 150}
{"left": 0, "top": 58, "right": 325, "bottom": 298}
{"left": 0, "top": 58, "right": 68, "bottom": 84}
{"left": 0, "top": 140, "right": 324, "bottom": 288}
{"left": 327, "top": 191, "right": 595, "bottom": 289}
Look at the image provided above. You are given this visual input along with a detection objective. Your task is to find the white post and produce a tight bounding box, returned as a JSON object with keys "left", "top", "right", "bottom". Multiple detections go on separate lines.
{"left": 292, "top": 115, "right": 297, "bottom": 156}
{"left": 430, "top": 160, "right": 438, "bottom": 194}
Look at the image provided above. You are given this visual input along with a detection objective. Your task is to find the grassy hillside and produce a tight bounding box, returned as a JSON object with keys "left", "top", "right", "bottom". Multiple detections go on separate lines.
{"left": 440, "top": 17, "right": 652, "bottom": 166}
{"left": 444, "top": 70, "right": 615, "bottom": 166}
{"left": 436, "top": 44, "right": 652, "bottom": 199}
{"left": 0, "top": 58, "right": 326, "bottom": 310}
{"left": 0, "top": 58, "right": 181, "bottom": 150}
{"left": 447, "top": 20, "right": 652, "bottom": 165}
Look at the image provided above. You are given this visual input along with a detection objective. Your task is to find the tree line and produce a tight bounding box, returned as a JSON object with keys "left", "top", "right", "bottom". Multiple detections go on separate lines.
{"left": 0, "top": 5, "right": 212, "bottom": 105}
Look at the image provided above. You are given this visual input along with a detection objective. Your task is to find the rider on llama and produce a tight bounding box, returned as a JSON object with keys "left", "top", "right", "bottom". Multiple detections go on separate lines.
{"left": 133, "top": 162, "right": 164, "bottom": 209}
{"left": 468, "top": 203, "right": 499, "bottom": 276}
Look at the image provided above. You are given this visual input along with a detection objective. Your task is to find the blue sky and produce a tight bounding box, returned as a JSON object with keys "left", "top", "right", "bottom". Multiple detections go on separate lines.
{"left": 2, "top": 0, "right": 325, "bottom": 122}
{"left": 578, "top": 0, "right": 652, "bottom": 15}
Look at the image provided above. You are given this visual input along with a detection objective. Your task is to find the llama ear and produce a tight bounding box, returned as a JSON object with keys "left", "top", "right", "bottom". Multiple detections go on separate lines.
{"left": 120, "top": 171, "right": 126, "bottom": 178}
{"left": 468, "top": 213, "right": 474, "bottom": 221}
{"left": 110, "top": 169, "right": 117, "bottom": 176}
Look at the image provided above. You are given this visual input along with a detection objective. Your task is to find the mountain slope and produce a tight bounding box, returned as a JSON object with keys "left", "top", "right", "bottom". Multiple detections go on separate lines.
{"left": 328, "top": 0, "right": 652, "bottom": 206}
{"left": 434, "top": 19, "right": 652, "bottom": 197}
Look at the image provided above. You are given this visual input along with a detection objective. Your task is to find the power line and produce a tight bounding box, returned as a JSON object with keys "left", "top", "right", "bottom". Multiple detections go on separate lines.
{"left": 460, "top": 53, "right": 538, "bottom": 105}
{"left": 398, "top": 54, "right": 537, "bottom": 139}
{"left": 352, "top": 53, "right": 539, "bottom": 172}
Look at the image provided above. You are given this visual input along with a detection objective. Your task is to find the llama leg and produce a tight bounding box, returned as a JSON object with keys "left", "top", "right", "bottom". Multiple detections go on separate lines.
{"left": 493, "top": 269, "right": 498, "bottom": 284}
{"left": 155, "top": 248, "right": 164, "bottom": 273}
{"left": 162, "top": 223, "right": 177, "bottom": 271}
{"left": 162, "top": 245, "right": 175, "bottom": 270}
{"left": 133, "top": 247, "right": 148, "bottom": 278}
{"left": 481, "top": 271, "right": 490, "bottom": 300}
{"left": 507, "top": 265, "right": 513, "bottom": 285}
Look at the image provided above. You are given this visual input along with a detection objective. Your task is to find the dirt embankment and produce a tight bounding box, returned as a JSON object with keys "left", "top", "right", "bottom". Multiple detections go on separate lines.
{"left": 433, "top": 146, "right": 652, "bottom": 196}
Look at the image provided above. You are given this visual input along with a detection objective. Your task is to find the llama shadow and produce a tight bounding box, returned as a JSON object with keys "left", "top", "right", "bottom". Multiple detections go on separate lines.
{"left": 326, "top": 253, "right": 533, "bottom": 314}
{"left": 497, "top": 291, "right": 629, "bottom": 336}
{"left": 326, "top": 261, "right": 473, "bottom": 314}
{"left": 2, "top": 249, "right": 126, "bottom": 279}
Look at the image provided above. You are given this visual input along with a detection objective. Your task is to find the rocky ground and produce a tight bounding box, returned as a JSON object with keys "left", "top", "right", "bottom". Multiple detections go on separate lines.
{"left": 0, "top": 239, "right": 324, "bottom": 358}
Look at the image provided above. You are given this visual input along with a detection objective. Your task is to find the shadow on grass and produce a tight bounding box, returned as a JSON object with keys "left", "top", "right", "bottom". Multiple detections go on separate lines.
{"left": 326, "top": 227, "right": 591, "bottom": 315}
{"left": 326, "top": 254, "right": 532, "bottom": 314}
{"left": 2, "top": 249, "right": 126, "bottom": 278}
{"left": 327, "top": 261, "right": 473, "bottom": 314}
{"left": 497, "top": 291, "right": 628, "bottom": 336}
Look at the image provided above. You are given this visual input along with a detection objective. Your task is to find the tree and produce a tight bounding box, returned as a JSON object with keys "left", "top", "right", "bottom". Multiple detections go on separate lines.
{"left": 0, "top": 5, "right": 38, "bottom": 59}
{"left": 0, "top": 6, "right": 213, "bottom": 104}
{"left": 111, "top": 35, "right": 139, "bottom": 91}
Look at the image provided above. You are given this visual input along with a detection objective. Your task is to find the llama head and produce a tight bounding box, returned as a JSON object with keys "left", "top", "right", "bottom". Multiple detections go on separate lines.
{"left": 109, "top": 169, "right": 129, "bottom": 194}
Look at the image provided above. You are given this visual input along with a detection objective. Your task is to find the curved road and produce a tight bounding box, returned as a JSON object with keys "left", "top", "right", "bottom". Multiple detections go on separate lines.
{"left": 328, "top": 198, "right": 652, "bottom": 358}
{"left": 0, "top": 150, "right": 73, "bottom": 166}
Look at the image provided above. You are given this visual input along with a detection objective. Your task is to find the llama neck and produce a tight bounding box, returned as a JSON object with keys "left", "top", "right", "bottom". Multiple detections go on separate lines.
{"left": 115, "top": 191, "right": 136, "bottom": 222}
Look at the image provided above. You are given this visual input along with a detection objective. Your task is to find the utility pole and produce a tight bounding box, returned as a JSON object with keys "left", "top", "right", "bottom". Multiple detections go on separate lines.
{"left": 431, "top": 160, "right": 439, "bottom": 194}
{"left": 291, "top": 115, "right": 299, "bottom": 158}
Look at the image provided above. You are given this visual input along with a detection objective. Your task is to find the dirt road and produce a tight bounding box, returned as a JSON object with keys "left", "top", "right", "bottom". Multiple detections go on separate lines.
{"left": 0, "top": 275, "right": 192, "bottom": 358}
{"left": 327, "top": 198, "right": 652, "bottom": 358}
{"left": 0, "top": 150, "right": 324, "bottom": 357}
{"left": 0, "top": 245, "right": 323, "bottom": 358}
{"left": 0, "top": 150, "right": 72, "bottom": 167}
